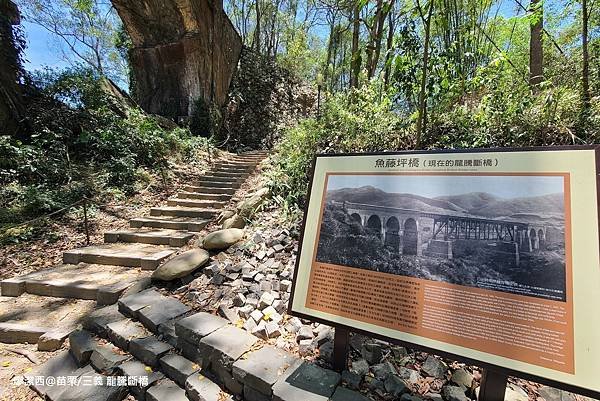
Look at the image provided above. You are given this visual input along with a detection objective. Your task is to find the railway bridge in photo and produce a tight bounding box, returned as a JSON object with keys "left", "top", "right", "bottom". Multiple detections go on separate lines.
{"left": 337, "top": 201, "right": 550, "bottom": 264}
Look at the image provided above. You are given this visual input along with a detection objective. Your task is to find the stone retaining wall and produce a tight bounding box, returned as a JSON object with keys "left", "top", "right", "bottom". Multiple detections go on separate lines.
{"left": 220, "top": 47, "right": 317, "bottom": 150}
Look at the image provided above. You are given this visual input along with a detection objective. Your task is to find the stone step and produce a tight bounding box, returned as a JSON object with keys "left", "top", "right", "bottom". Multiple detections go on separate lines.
{"left": 63, "top": 244, "right": 176, "bottom": 270}
{"left": 130, "top": 216, "right": 209, "bottom": 232}
{"left": 230, "top": 157, "right": 264, "bottom": 163}
{"left": 147, "top": 378, "right": 188, "bottom": 401}
{"left": 0, "top": 294, "right": 95, "bottom": 348}
{"left": 233, "top": 345, "right": 299, "bottom": 399}
{"left": 196, "top": 325, "right": 258, "bottom": 394}
{"left": 58, "top": 292, "right": 342, "bottom": 401}
{"left": 1, "top": 263, "right": 150, "bottom": 304}
{"left": 213, "top": 165, "right": 254, "bottom": 173}
{"left": 119, "top": 359, "right": 165, "bottom": 399}
{"left": 233, "top": 153, "right": 267, "bottom": 158}
{"left": 150, "top": 206, "right": 220, "bottom": 219}
{"left": 191, "top": 179, "right": 239, "bottom": 188}
{"left": 199, "top": 175, "right": 244, "bottom": 184}
{"left": 210, "top": 171, "right": 250, "bottom": 178}
{"left": 159, "top": 354, "right": 200, "bottom": 387}
{"left": 182, "top": 185, "right": 236, "bottom": 195}
{"left": 272, "top": 359, "right": 342, "bottom": 401}
{"left": 82, "top": 304, "right": 126, "bottom": 337}
{"left": 105, "top": 229, "right": 195, "bottom": 247}
{"left": 30, "top": 351, "right": 129, "bottom": 401}
{"left": 221, "top": 157, "right": 259, "bottom": 163}
{"left": 176, "top": 191, "right": 232, "bottom": 201}
{"left": 166, "top": 198, "right": 227, "bottom": 209}
{"left": 224, "top": 162, "right": 259, "bottom": 169}
{"left": 118, "top": 288, "right": 191, "bottom": 333}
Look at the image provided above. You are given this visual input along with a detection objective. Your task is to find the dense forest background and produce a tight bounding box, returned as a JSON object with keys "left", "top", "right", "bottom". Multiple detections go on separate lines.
{"left": 1, "top": 0, "right": 599, "bottom": 229}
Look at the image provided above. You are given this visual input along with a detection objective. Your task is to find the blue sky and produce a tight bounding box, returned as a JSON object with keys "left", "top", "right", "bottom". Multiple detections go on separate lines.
{"left": 18, "top": 0, "right": 527, "bottom": 76}
{"left": 21, "top": 21, "right": 71, "bottom": 71}
{"left": 18, "top": 0, "right": 574, "bottom": 91}
{"left": 326, "top": 174, "right": 564, "bottom": 199}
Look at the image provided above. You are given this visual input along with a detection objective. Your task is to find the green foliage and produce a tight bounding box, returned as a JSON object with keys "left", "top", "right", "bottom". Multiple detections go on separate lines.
{"left": 269, "top": 80, "right": 410, "bottom": 208}
{"left": 425, "top": 58, "right": 600, "bottom": 148}
{"left": 0, "top": 67, "right": 200, "bottom": 226}
{"left": 278, "top": 29, "right": 322, "bottom": 81}
{"left": 272, "top": 63, "right": 600, "bottom": 213}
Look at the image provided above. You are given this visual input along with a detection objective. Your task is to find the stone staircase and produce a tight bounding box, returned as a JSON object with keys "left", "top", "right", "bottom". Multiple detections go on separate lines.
{"left": 0, "top": 148, "right": 374, "bottom": 401}
{"left": 29, "top": 287, "right": 349, "bottom": 401}
{"left": 0, "top": 151, "right": 268, "bottom": 350}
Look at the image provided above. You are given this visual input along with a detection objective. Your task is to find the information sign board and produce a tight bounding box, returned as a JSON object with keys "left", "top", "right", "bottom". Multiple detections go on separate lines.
{"left": 289, "top": 146, "right": 600, "bottom": 398}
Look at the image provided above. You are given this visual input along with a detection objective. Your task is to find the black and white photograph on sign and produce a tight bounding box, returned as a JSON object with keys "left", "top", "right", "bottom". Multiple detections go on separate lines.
{"left": 315, "top": 174, "right": 567, "bottom": 301}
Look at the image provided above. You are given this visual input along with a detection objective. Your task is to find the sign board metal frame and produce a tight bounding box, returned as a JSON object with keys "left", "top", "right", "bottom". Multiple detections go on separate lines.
{"left": 288, "top": 145, "right": 600, "bottom": 401}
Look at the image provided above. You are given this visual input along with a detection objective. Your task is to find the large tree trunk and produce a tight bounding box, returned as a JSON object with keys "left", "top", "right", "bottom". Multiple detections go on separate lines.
{"left": 529, "top": 0, "right": 543, "bottom": 90}
{"left": 350, "top": 3, "right": 362, "bottom": 88}
{"left": 582, "top": 0, "right": 590, "bottom": 109}
{"left": 111, "top": 0, "right": 242, "bottom": 120}
{"left": 0, "top": 0, "right": 24, "bottom": 136}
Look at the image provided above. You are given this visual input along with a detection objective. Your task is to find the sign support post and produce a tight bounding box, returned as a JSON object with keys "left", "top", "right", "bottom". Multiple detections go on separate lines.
{"left": 332, "top": 327, "right": 350, "bottom": 372}
{"left": 478, "top": 369, "right": 508, "bottom": 401}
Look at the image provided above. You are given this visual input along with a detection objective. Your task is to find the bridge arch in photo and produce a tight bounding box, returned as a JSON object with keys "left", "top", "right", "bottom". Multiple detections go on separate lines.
{"left": 339, "top": 201, "right": 553, "bottom": 265}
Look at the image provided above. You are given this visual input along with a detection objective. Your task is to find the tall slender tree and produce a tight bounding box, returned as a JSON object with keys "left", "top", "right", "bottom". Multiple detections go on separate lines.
{"left": 383, "top": 2, "right": 398, "bottom": 87}
{"left": 350, "top": 1, "right": 361, "bottom": 87}
{"left": 582, "top": 0, "right": 591, "bottom": 110}
{"left": 254, "top": 0, "right": 261, "bottom": 53}
{"left": 367, "top": 0, "right": 394, "bottom": 78}
{"left": 415, "top": 0, "right": 434, "bottom": 147}
{"left": 529, "top": 0, "right": 543, "bottom": 90}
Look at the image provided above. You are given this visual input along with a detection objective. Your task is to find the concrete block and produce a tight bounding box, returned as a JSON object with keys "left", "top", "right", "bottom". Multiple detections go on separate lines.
{"left": 330, "top": 387, "right": 371, "bottom": 401}
{"left": 106, "top": 319, "right": 150, "bottom": 350}
{"left": 160, "top": 354, "right": 200, "bottom": 387}
{"left": 38, "top": 327, "right": 72, "bottom": 351}
{"left": 272, "top": 360, "right": 340, "bottom": 401}
{"left": 138, "top": 297, "right": 190, "bottom": 332}
{"left": 175, "top": 312, "right": 228, "bottom": 345}
{"left": 146, "top": 378, "right": 188, "bottom": 401}
{"left": 186, "top": 373, "right": 228, "bottom": 401}
{"left": 129, "top": 336, "right": 173, "bottom": 367}
{"left": 68, "top": 329, "right": 98, "bottom": 366}
{"left": 82, "top": 304, "right": 127, "bottom": 337}
{"left": 232, "top": 345, "right": 298, "bottom": 395}
{"left": 90, "top": 343, "right": 129, "bottom": 373}
{"left": 119, "top": 360, "right": 164, "bottom": 399}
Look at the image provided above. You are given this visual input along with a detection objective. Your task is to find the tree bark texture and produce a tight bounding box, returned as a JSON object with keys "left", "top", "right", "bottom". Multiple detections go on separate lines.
{"left": 0, "top": 0, "right": 23, "bottom": 135}
{"left": 582, "top": 0, "right": 590, "bottom": 109}
{"left": 416, "top": 0, "right": 434, "bottom": 148}
{"left": 111, "top": 0, "right": 243, "bottom": 119}
{"left": 529, "top": 0, "right": 543, "bottom": 90}
{"left": 350, "top": 3, "right": 361, "bottom": 88}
